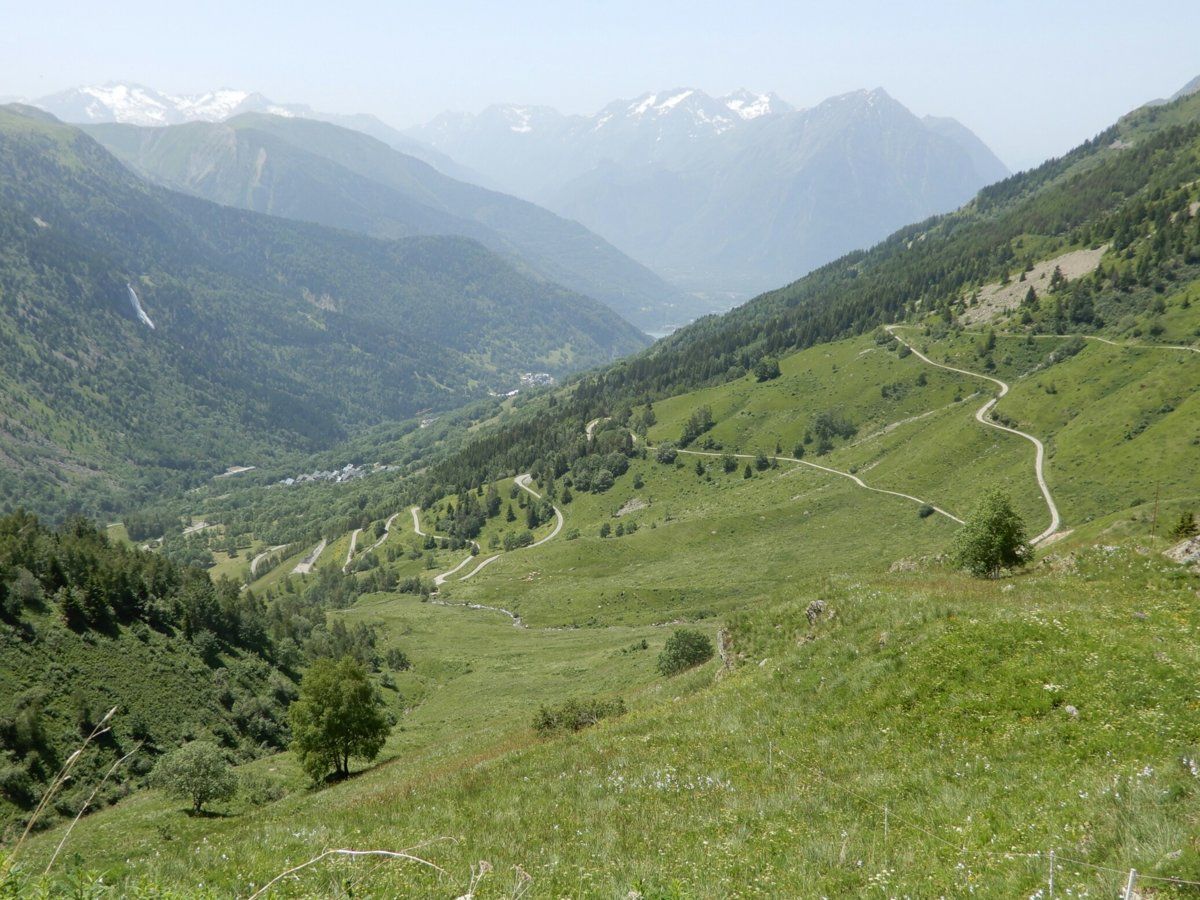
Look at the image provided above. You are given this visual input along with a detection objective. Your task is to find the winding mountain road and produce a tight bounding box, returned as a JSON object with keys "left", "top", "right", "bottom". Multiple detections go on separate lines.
{"left": 342, "top": 528, "right": 362, "bottom": 572}
{"left": 409, "top": 472, "right": 564, "bottom": 589}
{"left": 667, "top": 445, "right": 965, "bottom": 525}
{"left": 887, "top": 325, "right": 1060, "bottom": 544}
{"left": 250, "top": 544, "right": 286, "bottom": 578}
{"left": 515, "top": 473, "right": 565, "bottom": 546}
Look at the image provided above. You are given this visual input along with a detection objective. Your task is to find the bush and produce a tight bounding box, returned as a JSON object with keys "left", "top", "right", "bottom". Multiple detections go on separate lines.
{"left": 917, "top": 504, "right": 935, "bottom": 519}
{"left": 239, "top": 771, "right": 286, "bottom": 806}
{"left": 753, "top": 357, "right": 781, "bottom": 381}
{"left": 655, "top": 443, "right": 678, "bottom": 464}
{"left": 533, "top": 697, "right": 627, "bottom": 735}
{"left": 503, "top": 531, "right": 535, "bottom": 551}
{"left": 385, "top": 648, "right": 411, "bottom": 671}
{"left": 657, "top": 628, "right": 715, "bottom": 676}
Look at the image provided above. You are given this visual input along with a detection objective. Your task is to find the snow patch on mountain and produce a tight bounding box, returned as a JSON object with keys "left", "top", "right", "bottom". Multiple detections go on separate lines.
{"left": 722, "top": 90, "right": 777, "bottom": 120}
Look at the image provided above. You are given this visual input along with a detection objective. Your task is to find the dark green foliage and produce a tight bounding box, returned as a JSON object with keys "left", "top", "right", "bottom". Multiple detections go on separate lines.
{"left": 385, "top": 648, "right": 411, "bottom": 671}
{"left": 679, "top": 406, "right": 715, "bottom": 447}
{"left": 952, "top": 490, "right": 1034, "bottom": 578}
{"left": 754, "top": 357, "right": 782, "bottom": 381}
{"left": 655, "top": 443, "right": 678, "bottom": 464}
{"left": 1170, "top": 510, "right": 1198, "bottom": 540}
{"left": 532, "top": 696, "right": 627, "bottom": 735}
{"left": 657, "top": 628, "right": 715, "bottom": 676}
{"left": 0, "top": 510, "right": 295, "bottom": 827}
{"left": 503, "top": 531, "right": 535, "bottom": 550}
{"left": 918, "top": 504, "right": 936, "bottom": 519}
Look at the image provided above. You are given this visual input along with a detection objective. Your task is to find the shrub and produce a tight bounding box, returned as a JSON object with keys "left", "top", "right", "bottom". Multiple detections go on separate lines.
{"left": 657, "top": 628, "right": 715, "bottom": 676}
{"left": 385, "top": 648, "right": 411, "bottom": 671}
{"left": 533, "top": 697, "right": 627, "bottom": 735}
{"left": 753, "top": 357, "right": 781, "bottom": 381}
{"left": 239, "top": 771, "right": 286, "bottom": 806}
{"left": 655, "top": 443, "right": 678, "bottom": 464}
{"left": 503, "top": 531, "right": 534, "bottom": 551}
{"left": 918, "top": 504, "right": 935, "bottom": 519}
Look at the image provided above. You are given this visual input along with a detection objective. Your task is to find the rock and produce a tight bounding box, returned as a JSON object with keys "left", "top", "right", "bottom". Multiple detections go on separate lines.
{"left": 805, "top": 599, "right": 827, "bottom": 625}
{"left": 1064, "top": 705, "right": 1079, "bottom": 717}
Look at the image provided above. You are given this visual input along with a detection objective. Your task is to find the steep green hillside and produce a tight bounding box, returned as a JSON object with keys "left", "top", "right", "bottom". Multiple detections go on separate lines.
{"left": 0, "top": 512, "right": 294, "bottom": 833}
{"left": 85, "top": 114, "right": 694, "bottom": 332}
{"left": 0, "top": 105, "right": 646, "bottom": 519}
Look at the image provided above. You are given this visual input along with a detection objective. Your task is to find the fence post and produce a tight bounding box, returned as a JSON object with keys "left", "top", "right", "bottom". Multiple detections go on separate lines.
{"left": 1123, "top": 869, "right": 1137, "bottom": 900}
{"left": 883, "top": 804, "right": 889, "bottom": 858}
{"left": 1048, "top": 850, "right": 1054, "bottom": 899}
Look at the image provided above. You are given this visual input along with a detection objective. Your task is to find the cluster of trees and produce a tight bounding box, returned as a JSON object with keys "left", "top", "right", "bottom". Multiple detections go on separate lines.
{"left": 678, "top": 406, "right": 715, "bottom": 447}
{"left": 569, "top": 451, "right": 630, "bottom": 493}
{"left": 0, "top": 512, "right": 298, "bottom": 825}
{"left": 153, "top": 655, "right": 393, "bottom": 813}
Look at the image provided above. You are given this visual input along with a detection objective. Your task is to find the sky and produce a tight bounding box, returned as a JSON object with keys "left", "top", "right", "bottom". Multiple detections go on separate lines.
{"left": 3, "top": 0, "right": 1198, "bottom": 171}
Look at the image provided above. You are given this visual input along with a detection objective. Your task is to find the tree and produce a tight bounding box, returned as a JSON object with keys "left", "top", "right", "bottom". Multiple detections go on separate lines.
{"left": 753, "top": 357, "right": 781, "bottom": 381}
{"left": 655, "top": 443, "right": 678, "bottom": 464}
{"left": 721, "top": 453, "right": 738, "bottom": 473}
{"left": 1170, "top": 509, "right": 1198, "bottom": 540}
{"left": 599, "top": 523, "right": 611, "bottom": 538}
{"left": 657, "top": 629, "right": 715, "bottom": 676}
{"left": 505, "top": 503, "right": 516, "bottom": 523}
{"left": 151, "top": 741, "right": 237, "bottom": 814}
{"left": 952, "top": 490, "right": 1033, "bottom": 578}
{"left": 743, "top": 464, "right": 753, "bottom": 479}
{"left": 289, "top": 656, "right": 390, "bottom": 783}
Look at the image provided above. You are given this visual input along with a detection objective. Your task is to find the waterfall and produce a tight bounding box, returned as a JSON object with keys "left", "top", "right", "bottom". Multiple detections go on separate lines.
{"left": 126, "top": 283, "right": 155, "bottom": 329}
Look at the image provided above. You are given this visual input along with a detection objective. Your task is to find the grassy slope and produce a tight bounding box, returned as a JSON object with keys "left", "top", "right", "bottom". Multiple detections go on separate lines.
{"left": 12, "top": 303, "right": 1200, "bottom": 895}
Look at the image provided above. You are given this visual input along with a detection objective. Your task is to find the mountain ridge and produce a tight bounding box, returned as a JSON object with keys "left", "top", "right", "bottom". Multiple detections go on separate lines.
{"left": 82, "top": 112, "right": 697, "bottom": 331}
{"left": 0, "top": 104, "right": 646, "bottom": 517}
{"left": 412, "top": 86, "right": 1009, "bottom": 296}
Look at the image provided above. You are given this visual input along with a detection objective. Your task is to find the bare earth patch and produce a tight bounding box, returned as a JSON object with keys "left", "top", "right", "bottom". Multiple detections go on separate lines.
{"left": 615, "top": 497, "right": 648, "bottom": 517}
{"left": 962, "top": 245, "right": 1109, "bottom": 324}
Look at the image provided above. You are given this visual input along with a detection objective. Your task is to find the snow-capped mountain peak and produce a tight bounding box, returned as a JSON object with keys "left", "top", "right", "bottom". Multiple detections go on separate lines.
{"left": 721, "top": 89, "right": 790, "bottom": 120}
{"left": 32, "top": 82, "right": 304, "bottom": 127}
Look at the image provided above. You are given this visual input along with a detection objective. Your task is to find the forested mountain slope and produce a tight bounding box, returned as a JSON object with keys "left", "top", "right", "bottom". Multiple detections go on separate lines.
{"left": 0, "top": 105, "right": 646, "bottom": 519}
{"left": 410, "top": 89, "right": 1200, "bottom": 498}
{"left": 84, "top": 114, "right": 693, "bottom": 332}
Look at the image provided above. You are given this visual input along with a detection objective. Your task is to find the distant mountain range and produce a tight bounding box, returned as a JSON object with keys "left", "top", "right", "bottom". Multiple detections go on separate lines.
{"left": 33, "top": 84, "right": 699, "bottom": 332}
{"left": 0, "top": 104, "right": 647, "bottom": 516}
{"left": 411, "top": 88, "right": 1010, "bottom": 296}
{"left": 30, "top": 82, "right": 472, "bottom": 180}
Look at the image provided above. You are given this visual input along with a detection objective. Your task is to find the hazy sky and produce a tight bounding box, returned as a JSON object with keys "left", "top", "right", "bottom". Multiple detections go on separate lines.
{"left": 4, "top": 0, "right": 1198, "bottom": 170}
